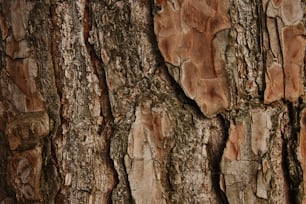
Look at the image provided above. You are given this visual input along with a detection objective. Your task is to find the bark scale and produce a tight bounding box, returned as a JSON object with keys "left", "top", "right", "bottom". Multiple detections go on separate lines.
{"left": 0, "top": 0, "right": 305, "bottom": 203}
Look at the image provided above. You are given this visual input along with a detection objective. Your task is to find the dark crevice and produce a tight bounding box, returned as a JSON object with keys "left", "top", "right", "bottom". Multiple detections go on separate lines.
{"left": 256, "top": 0, "right": 265, "bottom": 100}
{"left": 83, "top": 0, "right": 114, "bottom": 124}
{"left": 121, "top": 157, "right": 135, "bottom": 204}
{"left": 282, "top": 133, "right": 292, "bottom": 203}
{"left": 41, "top": 136, "right": 61, "bottom": 202}
{"left": 0, "top": 18, "right": 12, "bottom": 166}
{"left": 282, "top": 102, "right": 303, "bottom": 204}
{"left": 207, "top": 115, "right": 229, "bottom": 204}
{"left": 0, "top": 131, "right": 15, "bottom": 202}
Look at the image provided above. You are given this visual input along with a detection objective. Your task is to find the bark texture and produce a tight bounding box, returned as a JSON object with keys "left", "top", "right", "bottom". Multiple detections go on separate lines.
{"left": 0, "top": 0, "right": 305, "bottom": 203}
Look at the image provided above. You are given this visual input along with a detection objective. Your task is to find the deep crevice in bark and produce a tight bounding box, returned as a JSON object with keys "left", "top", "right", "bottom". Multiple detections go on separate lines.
{"left": 282, "top": 102, "right": 303, "bottom": 203}
{"left": 256, "top": 0, "right": 265, "bottom": 100}
{"left": 83, "top": 0, "right": 114, "bottom": 124}
{"left": 0, "top": 15, "right": 11, "bottom": 202}
{"left": 207, "top": 115, "right": 229, "bottom": 204}
{"left": 282, "top": 136, "right": 294, "bottom": 204}
{"left": 122, "top": 156, "right": 135, "bottom": 204}
{"left": 0, "top": 131, "right": 15, "bottom": 202}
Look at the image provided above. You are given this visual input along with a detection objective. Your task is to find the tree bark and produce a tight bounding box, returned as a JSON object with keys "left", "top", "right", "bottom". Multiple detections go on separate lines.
{"left": 0, "top": 0, "right": 305, "bottom": 203}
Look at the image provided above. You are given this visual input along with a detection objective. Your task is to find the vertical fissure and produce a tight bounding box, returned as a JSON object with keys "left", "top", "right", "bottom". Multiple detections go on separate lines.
{"left": 0, "top": 9, "right": 11, "bottom": 201}
{"left": 82, "top": 0, "right": 119, "bottom": 201}
{"left": 282, "top": 103, "right": 303, "bottom": 203}
{"left": 256, "top": 0, "right": 265, "bottom": 99}
{"left": 83, "top": 0, "right": 114, "bottom": 123}
{"left": 208, "top": 115, "right": 229, "bottom": 204}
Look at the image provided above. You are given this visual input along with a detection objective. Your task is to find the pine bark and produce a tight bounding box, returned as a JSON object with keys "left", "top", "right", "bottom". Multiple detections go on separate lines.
{"left": 0, "top": 0, "right": 305, "bottom": 203}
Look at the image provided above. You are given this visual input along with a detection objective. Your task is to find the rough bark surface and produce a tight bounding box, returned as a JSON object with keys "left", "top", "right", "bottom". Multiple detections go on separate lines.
{"left": 0, "top": 0, "right": 305, "bottom": 204}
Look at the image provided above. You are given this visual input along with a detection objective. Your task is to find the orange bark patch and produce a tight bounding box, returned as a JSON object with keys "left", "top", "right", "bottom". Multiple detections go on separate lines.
{"left": 181, "top": 61, "right": 198, "bottom": 99}
{"left": 224, "top": 122, "right": 245, "bottom": 161}
{"left": 156, "top": 0, "right": 167, "bottom": 7}
{"left": 196, "top": 78, "right": 229, "bottom": 116}
{"left": 282, "top": 24, "right": 305, "bottom": 101}
{"left": 125, "top": 106, "right": 171, "bottom": 203}
{"left": 264, "top": 62, "right": 284, "bottom": 104}
{"left": 6, "top": 58, "right": 44, "bottom": 112}
{"left": 154, "top": 0, "right": 230, "bottom": 116}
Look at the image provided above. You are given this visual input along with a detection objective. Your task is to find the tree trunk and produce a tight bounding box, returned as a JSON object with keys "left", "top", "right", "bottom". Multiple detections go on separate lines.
{"left": 0, "top": 0, "right": 305, "bottom": 203}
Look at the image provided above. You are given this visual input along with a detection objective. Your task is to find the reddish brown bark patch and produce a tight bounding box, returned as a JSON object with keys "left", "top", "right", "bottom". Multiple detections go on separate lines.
{"left": 264, "top": 62, "right": 284, "bottom": 104}
{"left": 264, "top": 0, "right": 304, "bottom": 104}
{"left": 196, "top": 78, "right": 229, "bottom": 116}
{"left": 125, "top": 106, "right": 172, "bottom": 203}
{"left": 154, "top": 0, "right": 230, "bottom": 116}
{"left": 223, "top": 122, "right": 245, "bottom": 161}
{"left": 5, "top": 59, "right": 44, "bottom": 112}
{"left": 282, "top": 23, "right": 305, "bottom": 102}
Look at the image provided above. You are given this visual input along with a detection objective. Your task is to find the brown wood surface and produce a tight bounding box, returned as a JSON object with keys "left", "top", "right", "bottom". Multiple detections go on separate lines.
{"left": 0, "top": 0, "right": 305, "bottom": 203}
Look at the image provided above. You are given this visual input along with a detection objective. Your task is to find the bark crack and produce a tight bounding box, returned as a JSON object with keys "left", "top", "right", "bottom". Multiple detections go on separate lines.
{"left": 282, "top": 102, "right": 303, "bottom": 203}
{"left": 208, "top": 115, "right": 229, "bottom": 204}
{"left": 256, "top": 0, "right": 265, "bottom": 99}
{"left": 82, "top": 0, "right": 119, "bottom": 201}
